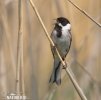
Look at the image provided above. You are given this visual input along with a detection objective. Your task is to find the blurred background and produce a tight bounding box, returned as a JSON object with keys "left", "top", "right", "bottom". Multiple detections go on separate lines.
{"left": 0, "top": 0, "right": 101, "bottom": 100}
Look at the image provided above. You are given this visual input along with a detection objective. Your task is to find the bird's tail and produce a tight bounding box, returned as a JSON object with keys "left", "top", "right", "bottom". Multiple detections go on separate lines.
{"left": 49, "top": 59, "right": 61, "bottom": 85}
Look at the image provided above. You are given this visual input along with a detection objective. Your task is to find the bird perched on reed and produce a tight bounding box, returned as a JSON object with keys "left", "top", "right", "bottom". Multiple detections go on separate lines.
{"left": 49, "top": 17, "right": 72, "bottom": 85}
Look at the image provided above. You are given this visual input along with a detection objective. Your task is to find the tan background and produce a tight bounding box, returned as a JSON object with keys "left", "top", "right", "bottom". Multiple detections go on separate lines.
{"left": 0, "top": 0, "right": 101, "bottom": 100}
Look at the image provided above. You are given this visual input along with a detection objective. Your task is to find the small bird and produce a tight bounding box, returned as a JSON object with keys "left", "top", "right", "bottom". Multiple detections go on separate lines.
{"left": 49, "top": 17, "right": 72, "bottom": 85}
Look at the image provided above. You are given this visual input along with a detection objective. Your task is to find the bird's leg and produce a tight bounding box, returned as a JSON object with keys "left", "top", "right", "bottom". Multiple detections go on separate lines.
{"left": 62, "top": 57, "right": 68, "bottom": 69}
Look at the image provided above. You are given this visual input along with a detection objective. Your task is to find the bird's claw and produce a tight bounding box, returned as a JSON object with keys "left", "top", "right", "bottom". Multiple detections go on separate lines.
{"left": 62, "top": 60, "right": 68, "bottom": 69}
{"left": 51, "top": 45, "right": 57, "bottom": 53}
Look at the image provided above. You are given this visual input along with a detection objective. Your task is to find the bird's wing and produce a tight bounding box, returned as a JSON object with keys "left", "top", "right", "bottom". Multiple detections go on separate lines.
{"left": 65, "top": 30, "right": 72, "bottom": 58}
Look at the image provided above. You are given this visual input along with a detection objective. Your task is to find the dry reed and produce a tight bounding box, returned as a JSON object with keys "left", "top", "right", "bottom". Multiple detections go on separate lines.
{"left": 16, "top": 0, "right": 25, "bottom": 95}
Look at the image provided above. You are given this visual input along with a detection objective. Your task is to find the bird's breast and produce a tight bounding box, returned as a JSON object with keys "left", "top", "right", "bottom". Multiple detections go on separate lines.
{"left": 56, "top": 31, "right": 71, "bottom": 56}
{"left": 51, "top": 28, "right": 71, "bottom": 57}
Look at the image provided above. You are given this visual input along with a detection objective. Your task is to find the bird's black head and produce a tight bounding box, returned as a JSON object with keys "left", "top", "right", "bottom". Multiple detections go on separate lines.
{"left": 57, "top": 17, "right": 70, "bottom": 26}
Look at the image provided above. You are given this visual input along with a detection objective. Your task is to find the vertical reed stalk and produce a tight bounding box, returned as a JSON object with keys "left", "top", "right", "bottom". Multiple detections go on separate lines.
{"left": 16, "top": 0, "right": 25, "bottom": 95}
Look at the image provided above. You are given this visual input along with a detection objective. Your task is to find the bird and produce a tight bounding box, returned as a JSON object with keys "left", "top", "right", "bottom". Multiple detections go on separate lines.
{"left": 49, "top": 17, "right": 72, "bottom": 85}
